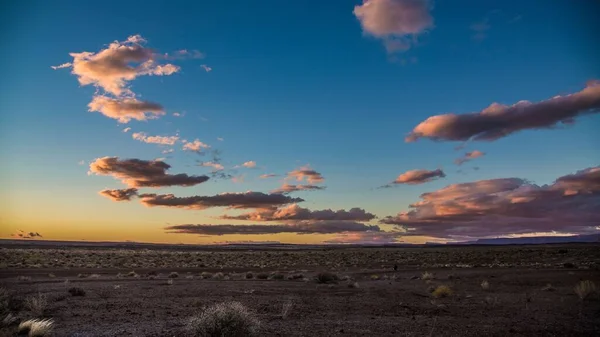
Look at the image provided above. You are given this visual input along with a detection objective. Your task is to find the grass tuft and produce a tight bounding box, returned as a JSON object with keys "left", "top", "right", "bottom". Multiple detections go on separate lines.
{"left": 574, "top": 280, "right": 597, "bottom": 300}
{"left": 316, "top": 272, "right": 339, "bottom": 284}
{"left": 186, "top": 301, "right": 260, "bottom": 337}
{"left": 481, "top": 280, "right": 490, "bottom": 291}
{"left": 18, "top": 318, "right": 54, "bottom": 337}
{"left": 24, "top": 293, "right": 48, "bottom": 317}
{"left": 432, "top": 285, "right": 453, "bottom": 298}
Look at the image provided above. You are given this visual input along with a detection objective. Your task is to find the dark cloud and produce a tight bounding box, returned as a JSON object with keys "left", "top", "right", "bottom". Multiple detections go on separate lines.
{"left": 89, "top": 157, "right": 209, "bottom": 188}
{"left": 383, "top": 169, "right": 446, "bottom": 187}
{"left": 271, "top": 183, "right": 326, "bottom": 194}
{"left": 11, "top": 230, "right": 43, "bottom": 239}
{"left": 221, "top": 204, "right": 376, "bottom": 222}
{"left": 138, "top": 191, "right": 303, "bottom": 210}
{"left": 286, "top": 166, "right": 325, "bottom": 184}
{"left": 165, "top": 221, "right": 381, "bottom": 235}
{"left": 99, "top": 188, "right": 139, "bottom": 201}
{"left": 407, "top": 81, "right": 600, "bottom": 142}
{"left": 381, "top": 166, "right": 600, "bottom": 239}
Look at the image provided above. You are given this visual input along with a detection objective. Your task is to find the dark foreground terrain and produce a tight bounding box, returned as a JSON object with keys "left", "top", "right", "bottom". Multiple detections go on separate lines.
{"left": 1, "top": 243, "right": 599, "bottom": 336}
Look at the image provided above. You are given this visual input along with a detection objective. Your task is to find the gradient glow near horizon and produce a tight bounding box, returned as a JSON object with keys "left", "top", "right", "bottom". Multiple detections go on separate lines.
{"left": 1, "top": 0, "right": 599, "bottom": 245}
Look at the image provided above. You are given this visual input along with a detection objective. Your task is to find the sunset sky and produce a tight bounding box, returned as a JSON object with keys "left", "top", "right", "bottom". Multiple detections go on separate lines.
{"left": 1, "top": 0, "right": 599, "bottom": 245}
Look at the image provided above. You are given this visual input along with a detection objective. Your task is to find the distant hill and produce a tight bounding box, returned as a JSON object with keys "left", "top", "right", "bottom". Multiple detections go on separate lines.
{"left": 452, "top": 234, "right": 600, "bottom": 245}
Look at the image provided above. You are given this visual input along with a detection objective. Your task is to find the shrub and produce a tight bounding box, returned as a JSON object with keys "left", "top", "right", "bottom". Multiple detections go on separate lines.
{"left": 541, "top": 284, "right": 555, "bottom": 292}
{"left": 77, "top": 273, "right": 88, "bottom": 278}
{"left": 25, "top": 293, "right": 48, "bottom": 317}
{"left": 167, "top": 279, "right": 174, "bottom": 286}
{"left": 168, "top": 272, "right": 179, "bottom": 279}
{"left": 421, "top": 272, "right": 434, "bottom": 280}
{"left": 1, "top": 313, "right": 18, "bottom": 328}
{"left": 316, "top": 272, "right": 339, "bottom": 284}
{"left": 281, "top": 299, "right": 294, "bottom": 319}
{"left": 17, "top": 276, "right": 32, "bottom": 282}
{"left": 213, "top": 272, "right": 225, "bottom": 280}
{"left": 18, "top": 318, "right": 54, "bottom": 337}
{"left": 0, "top": 288, "right": 10, "bottom": 315}
{"left": 255, "top": 273, "right": 269, "bottom": 280}
{"left": 68, "top": 287, "right": 86, "bottom": 297}
{"left": 481, "top": 280, "right": 490, "bottom": 291}
{"left": 287, "top": 273, "right": 304, "bottom": 280}
{"left": 47, "top": 274, "right": 55, "bottom": 278}
{"left": 186, "top": 301, "right": 259, "bottom": 337}
{"left": 201, "top": 272, "right": 213, "bottom": 279}
{"left": 432, "top": 285, "right": 453, "bottom": 298}
{"left": 127, "top": 271, "right": 138, "bottom": 277}
{"left": 370, "top": 275, "right": 380, "bottom": 281}
{"left": 245, "top": 272, "right": 254, "bottom": 279}
{"left": 563, "top": 262, "right": 576, "bottom": 269}
{"left": 347, "top": 281, "right": 359, "bottom": 289}
{"left": 574, "top": 280, "right": 597, "bottom": 300}
{"left": 96, "top": 287, "right": 112, "bottom": 299}
{"left": 270, "top": 273, "right": 285, "bottom": 280}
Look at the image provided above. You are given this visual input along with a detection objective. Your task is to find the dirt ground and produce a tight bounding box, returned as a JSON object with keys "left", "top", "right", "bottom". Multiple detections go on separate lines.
{"left": 1, "top": 244, "right": 599, "bottom": 336}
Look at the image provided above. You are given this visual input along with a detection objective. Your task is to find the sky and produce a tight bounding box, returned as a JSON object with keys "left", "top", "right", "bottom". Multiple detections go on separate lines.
{"left": 1, "top": 0, "right": 599, "bottom": 245}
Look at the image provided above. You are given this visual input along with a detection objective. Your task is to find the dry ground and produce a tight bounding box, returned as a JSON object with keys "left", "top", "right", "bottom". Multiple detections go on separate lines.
{"left": 1, "top": 244, "right": 599, "bottom": 336}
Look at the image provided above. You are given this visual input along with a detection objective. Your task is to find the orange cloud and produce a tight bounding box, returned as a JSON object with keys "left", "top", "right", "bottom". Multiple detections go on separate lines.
{"left": 182, "top": 139, "right": 210, "bottom": 152}
{"left": 455, "top": 150, "right": 485, "bottom": 165}
{"left": 88, "top": 95, "right": 165, "bottom": 123}
{"left": 221, "top": 204, "right": 376, "bottom": 222}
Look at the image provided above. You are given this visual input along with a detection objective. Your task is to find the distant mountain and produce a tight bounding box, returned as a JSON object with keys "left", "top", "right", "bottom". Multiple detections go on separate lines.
{"left": 453, "top": 234, "right": 600, "bottom": 245}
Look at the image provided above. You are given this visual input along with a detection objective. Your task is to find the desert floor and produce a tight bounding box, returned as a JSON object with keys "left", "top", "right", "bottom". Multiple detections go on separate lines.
{"left": 1, "top": 243, "right": 599, "bottom": 336}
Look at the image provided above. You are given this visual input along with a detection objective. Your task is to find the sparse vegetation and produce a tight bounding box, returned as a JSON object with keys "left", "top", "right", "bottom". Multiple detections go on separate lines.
{"left": 270, "top": 272, "right": 285, "bottom": 280}
{"left": 168, "top": 272, "right": 179, "bottom": 278}
{"left": 213, "top": 272, "right": 225, "bottom": 280}
{"left": 18, "top": 318, "right": 54, "bottom": 337}
{"left": 245, "top": 272, "right": 254, "bottom": 279}
{"left": 281, "top": 298, "right": 294, "bottom": 319}
{"left": 201, "top": 272, "right": 213, "bottom": 279}
{"left": 126, "top": 271, "right": 138, "bottom": 278}
{"left": 347, "top": 281, "right": 359, "bottom": 289}
{"left": 256, "top": 273, "right": 269, "bottom": 280}
{"left": 316, "top": 272, "right": 339, "bottom": 284}
{"left": 574, "top": 280, "right": 597, "bottom": 300}
{"left": 432, "top": 285, "right": 453, "bottom": 298}
{"left": 186, "top": 301, "right": 260, "bottom": 337}
{"left": 17, "top": 276, "right": 32, "bottom": 282}
{"left": 167, "top": 279, "right": 174, "bottom": 286}
{"left": 96, "top": 287, "right": 112, "bottom": 299}
{"left": 24, "top": 293, "right": 48, "bottom": 317}
{"left": 1, "top": 313, "right": 17, "bottom": 328}
{"left": 541, "top": 284, "right": 555, "bottom": 292}
{"left": 421, "top": 272, "right": 434, "bottom": 280}
{"left": 68, "top": 287, "right": 86, "bottom": 297}
{"left": 481, "top": 280, "right": 490, "bottom": 291}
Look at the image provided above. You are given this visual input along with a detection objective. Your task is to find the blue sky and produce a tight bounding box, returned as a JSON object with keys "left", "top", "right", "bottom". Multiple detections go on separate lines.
{"left": 1, "top": 0, "right": 599, "bottom": 244}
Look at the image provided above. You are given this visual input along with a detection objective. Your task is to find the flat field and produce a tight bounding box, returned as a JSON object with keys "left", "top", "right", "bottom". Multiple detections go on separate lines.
{"left": 1, "top": 243, "right": 599, "bottom": 336}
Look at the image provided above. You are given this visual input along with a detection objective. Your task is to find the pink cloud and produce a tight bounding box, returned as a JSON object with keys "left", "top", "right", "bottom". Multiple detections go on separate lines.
{"left": 271, "top": 183, "right": 325, "bottom": 194}
{"left": 138, "top": 191, "right": 303, "bottom": 210}
{"left": 165, "top": 221, "right": 381, "bottom": 236}
{"left": 387, "top": 168, "right": 445, "bottom": 186}
{"left": 407, "top": 81, "right": 600, "bottom": 142}
{"left": 381, "top": 166, "right": 600, "bottom": 239}
{"left": 286, "top": 165, "right": 325, "bottom": 184}
{"left": 182, "top": 139, "right": 210, "bottom": 152}
{"left": 455, "top": 150, "right": 485, "bottom": 165}
{"left": 88, "top": 95, "right": 165, "bottom": 123}
{"left": 242, "top": 161, "right": 257, "bottom": 168}
{"left": 200, "top": 161, "right": 224, "bottom": 171}
{"left": 259, "top": 173, "right": 278, "bottom": 179}
{"left": 353, "top": 0, "right": 434, "bottom": 53}
{"left": 221, "top": 204, "right": 376, "bottom": 222}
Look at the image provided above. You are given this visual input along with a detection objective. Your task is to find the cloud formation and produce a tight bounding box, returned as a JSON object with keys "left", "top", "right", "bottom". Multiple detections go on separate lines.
{"left": 54, "top": 35, "right": 179, "bottom": 96}
{"left": 385, "top": 168, "right": 445, "bottom": 186}
{"left": 271, "top": 183, "right": 326, "bottom": 194}
{"left": 99, "top": 188, "right": 139, "bottom": 201}
{"left": 88, "top": 95, "right": 165, "bottom": 123}
{"left": 381, "top": 166, "right": 600, "bottom": 239}
{"left": 132, "top": 132, "right": 179, "bottom": 145}
{"left": 406, "top": 81, "right": 600, "bottom": 142}
{"left": 259, "top": 174, "right": 278, "bottom": 179}
{"left": 242, "top": 161, "right": 257, "bottom": 168}
{"left": 89, "top": 157, "right": 209, "bottom": 188}
{"left": 324, "top": 231, "right": 403, "bottom": 244}
{"left": 353, "top": 0, "right": 434, "bottom": 53}
{"left": 455, "top": 150, "right": 485, "bottom": 165}
{"left": 165, "top": 221, "right": 380, "bottom": 235}
{"left": 286, "top": 165, "right": 325, "bottom": 184}
{"left": 10, "top": 230, "right": 43, "bottom": 239}
{"left": 138, "top": 191, "right": 304, "bottom": 210}
{"left": 200, "top": 64, "right": 212, "bottom": 72}
{"left": 199, "top": 161, "right": 225, "bottom": 171}
{"left": 221, "top": 204, "right": 376, "bottom": 222}
{"left": 182, "top": 139, "right": 210, "bottom": 152}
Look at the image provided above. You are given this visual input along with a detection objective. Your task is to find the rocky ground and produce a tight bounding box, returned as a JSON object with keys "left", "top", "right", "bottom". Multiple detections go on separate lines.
{"left": 1, "top": 244, "right": 599, "bottom": 336}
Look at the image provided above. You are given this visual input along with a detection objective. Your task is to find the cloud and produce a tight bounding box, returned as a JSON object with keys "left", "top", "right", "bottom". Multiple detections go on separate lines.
{"left": 55, "top": 35, "right": 179, "bottom": 96}
{"left": 10, "top": 230, "right": 43, "bottom": 239}
{"left": 386, "top": 168, "right": 446, "bottom": 186}
{"left": 259, "top": 174, "right": 278, "bottom": 179}
{"left": 132, "top": 132, "right": 179, "bottom": 145}
{"left": 99, "top": 188, "right": 139, "bottom": 201}
{"left": 182, "top": 139, "right": 210, "bottom": 152}
{"left": 286, "top": 165, "right": 325, "bottom": 184}
{"left": 455, "top": 150, "right": 485, "bottom": 165}
{"left": 78, "top": 160, "right": 85, "bottom": 165}
{"left": 201, "top": 64, "right": 212, "bottom": 72}
{"left": 353, "top": 0, "right": 434, "bottom": 53}
{"left": 470, "top": 19, "right": 490, "bottom": 41}
{"left": 199, "top": 161, "right": 224, "bottom": 171}
{"left": 51, "top": 62, "right": 72, "bottom": 70}
{"left": 173, "top": 112, "right": 184, "bottom": 117}
{"left": 324, "top": 231, "right": 403, "bottom": 244}
{"left": 138, "top": 191, "right": 304, "bottom": 210}
{"left": 231, "top": 175, "right": 245, "bottom": 183}
{"left": 271, "top": 183, "right": 326, "bottom": 194}
{"left": 221, "top": 204, "right": 376, "bottom": 222}
{"left": 89, "top": 157, "right": 209, "bottom": 188}
{"left": 217, "top": 137, "right": 224, "bottom": 141}
{"left": 406, "top": 81, "right": 600, "bottom": 142}
{"left": 242, "top": 161, "right": 257, "bottom": 168}
{"left": 165, "top": 221, "right": 381, "bottom": 236}
{"left": 123, "top": 127, "right": 131, "bottom": 133}
{"left": 162, "top": 49, "right": 204, "bottom": 60}
{"left": 381, "top": 166, "right": 600, "bottom": 239}
{"left": 162, "top": 149, "right": 174, "bottom": 154}
{"left": 88, "top": 95, "right": 165, "bottom": 123}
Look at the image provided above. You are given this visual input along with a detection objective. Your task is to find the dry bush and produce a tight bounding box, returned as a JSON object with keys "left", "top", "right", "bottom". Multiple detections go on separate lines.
{"left": 574, "top": 280, "right": 597, "bottom": 300}
{"left": 24, "top": 293, "right": 48, "bottom": 317}
{"left": 18, "top": 318, "right": 54, "bottom": 337}
{"left": 168, "top": 272, "right": 179, "bottom": 279}
{"left": 17, "top": 276, "right": 32, "bottom": 282}
{"left": 77, "top": 273, "right": 88, "bottom": 278}
{"left": 126, "top": 271, "right": 138, "bottom": 278}
{"left": 1, "top": 313, "right": 18, "bottom": 328}
{"left": 201, "top": 272, "right": 213, "bottom": 279}
{"left": 281, "top": 298, "right": 294, "bottom": 319}
{"left": 432, "top": 285, "right": 453, "bottom": 298}
{"left": 481, "top": 280, "right": 490, "bottom": 291}
{"left": 245, "top": 272, "right": 254, "bottom": 279}
{"left": 347, "top": 281, "right": 359, "bottom": 289}
{"left": 421, "top": 272, "right": 434, "bottom": 280}
{"left": 370, "top": 275, "right": 380, "bottom": 281}
{"left": 47, "top": 274, "right": 55, "bottom": 278}
{"left": 0, "top": 288, "right": 10, "bottom": 315}
{"left": 212, "top": 272, "right": 225, "bottom": 280}
{"left": 186, "top": 301, "right": 260, "bottom": 337}
{"left": 316, "top": 272, "right": 339, "bottom": 284}
{"left": 96, "top": 287, "right": 112, "bottom": 300}
{"left": 541, "top": 284, "right": 555, "bottom": 292}
{"left": 256, "top": 273, "right": 269, "bottom": 280}
{"left": 287, "top": 273, "right": 304, "bottom": 280}
{"left": 167, "top": 279, "right": 174, "bottom": 286}
{"left": 68, "top": 287, "right": 86, "bottom": 297}
{"left": 269, "top": 272, "right": 285, "bottom": 280}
